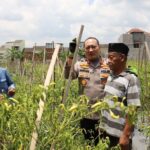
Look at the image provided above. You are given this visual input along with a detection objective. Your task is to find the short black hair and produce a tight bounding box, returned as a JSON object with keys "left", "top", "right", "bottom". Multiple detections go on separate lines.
{"left": 84, "top": 37, "right": 100, "bottom": 47}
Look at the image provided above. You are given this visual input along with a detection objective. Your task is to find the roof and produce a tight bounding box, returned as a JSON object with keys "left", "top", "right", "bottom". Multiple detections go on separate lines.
{"left": 127, "top": 28, "right": 144, "bottom": 34}
{"left": 23, "top": 47, "right": 54, "bottom": 53}
{"left": 33, "top": 46, "right": 45, "bottom": 49}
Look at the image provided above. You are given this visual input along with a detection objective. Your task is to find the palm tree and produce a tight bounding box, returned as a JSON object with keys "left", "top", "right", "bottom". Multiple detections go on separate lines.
{"left": 7, "top": 47, "right": 24, "bottom": 61}
{"left": 7, "top": 47, "right": 24, "bottom": 74}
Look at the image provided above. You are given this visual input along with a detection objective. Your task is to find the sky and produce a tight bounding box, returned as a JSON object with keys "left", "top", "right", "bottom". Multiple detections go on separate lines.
{"left": 0, "top": 0, "right": 150, "bottom": 47}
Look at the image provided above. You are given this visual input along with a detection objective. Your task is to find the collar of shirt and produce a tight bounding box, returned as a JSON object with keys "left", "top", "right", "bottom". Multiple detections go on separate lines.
{"left": 110, "top": 71, "right": 128, "bottom": 80}
{"left": 87, "top": 57, "right": 104, "bottom": 69}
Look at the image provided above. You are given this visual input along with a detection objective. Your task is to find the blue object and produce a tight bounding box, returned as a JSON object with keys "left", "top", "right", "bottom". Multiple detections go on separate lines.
{"left": 0, "top": 67, "right": 15, "bottom": 95}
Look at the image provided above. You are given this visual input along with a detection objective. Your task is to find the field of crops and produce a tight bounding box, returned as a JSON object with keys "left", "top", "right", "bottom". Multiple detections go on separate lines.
{"left": 0, "top": 52, "right": 150, "bottom": 150}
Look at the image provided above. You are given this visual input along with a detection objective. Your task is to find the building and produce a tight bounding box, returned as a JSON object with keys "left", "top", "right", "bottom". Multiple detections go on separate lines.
{"left": 118, "top": 28, "right": 150, "bottom": 59}
{"left": 23, "top": 42, "right": 63, "bottom": 62}
{"left": 0, "top": 40, "right": 25, "bottom": 63}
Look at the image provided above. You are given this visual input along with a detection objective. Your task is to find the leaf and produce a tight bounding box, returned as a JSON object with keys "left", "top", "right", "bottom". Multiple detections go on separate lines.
{"left": 91, "top": 101, "right": 102, "bottom": 108}
{"left": 68, "top": 103, "right": 78, "bottom": 112}
{"left": 109, "top": 109, "right": 119, "bottom": 119}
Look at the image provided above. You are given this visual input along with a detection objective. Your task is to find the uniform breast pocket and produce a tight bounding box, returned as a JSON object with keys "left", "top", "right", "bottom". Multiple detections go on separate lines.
{"left": 78, "top": 70, "right": 90, "bottom": 87}
{"left": 100, "top": 73, "right": 109, "bottom": 85}
{"left": 79, "top": 78, "right": 89, "bottom": 87}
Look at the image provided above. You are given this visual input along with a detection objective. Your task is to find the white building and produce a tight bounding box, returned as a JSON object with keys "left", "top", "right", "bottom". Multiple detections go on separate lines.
{"left": 0, "top": 40, "right": 25, "bottom": 63}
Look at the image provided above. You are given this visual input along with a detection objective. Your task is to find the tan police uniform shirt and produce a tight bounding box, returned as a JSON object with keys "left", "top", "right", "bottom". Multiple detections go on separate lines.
{"left": 73, "top": 58, "right": 110, "bottom": 119}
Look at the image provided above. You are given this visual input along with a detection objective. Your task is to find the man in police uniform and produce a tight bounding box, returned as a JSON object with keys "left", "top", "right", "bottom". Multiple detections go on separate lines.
{"left": 65, "top": 37, "right": 110, "bottom": 145}
{"left": 101, "top": 43, "right": 141, "bottom": 150}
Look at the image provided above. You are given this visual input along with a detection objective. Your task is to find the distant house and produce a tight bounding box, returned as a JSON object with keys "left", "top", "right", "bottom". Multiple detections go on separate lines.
{"left": 0, "top": 40, "right": 25, "bottom": 63}
{"left": 119, "top": 28, "right": 150, "bottom": 48}
{"left": 118, "top": 28, "right": 150, "bottom": 59}
{"left": 24, "top": 46, "right": 45, "bottom": 61}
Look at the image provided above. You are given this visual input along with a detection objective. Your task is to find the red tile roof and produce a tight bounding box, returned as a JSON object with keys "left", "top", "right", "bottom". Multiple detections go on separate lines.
{"left": 127, "top": 28, "right": 144, "bottom": 33}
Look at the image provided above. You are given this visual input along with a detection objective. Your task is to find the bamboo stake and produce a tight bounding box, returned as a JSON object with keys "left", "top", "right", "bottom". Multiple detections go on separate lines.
{"left": 143, "top": 46, "right": 148, "bottom": 96}
{"left": 49, "top": 26, "right": 84, "bottom": 150}
{"left": 144, "top": 42, "right": 150, "bottom": 109}
{"left": 29, "top": 44, "right": 60, "bottom": 150}
{"left": 140, "top": 44, "right": 145, "bottom": 70}
{"left": 137, "top": 45, "right": 141, "bottom": 74}
{"left": 43, "top": 47, "right": 46, "bottom": 64}
{"left": 145, "top": 42, "right": 150, "bottom": 148}
{"left": 43, "top": 48, "right": 46, "bottom": 81}
{"left": 29, "top": 43, "right": 36, "bottom": 94}
{"left": 62, "top": 25, "right": 84, "bottom": 104}
{"left": 144, "top": 42, "right": 150, "bottom": 60}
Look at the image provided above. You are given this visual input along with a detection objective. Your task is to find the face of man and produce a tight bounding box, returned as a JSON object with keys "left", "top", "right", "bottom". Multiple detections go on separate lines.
{"left": 107, "top": 52, "right": 125, "bottom": 72}
{"left": 84, "top": 39, "right": 100, "bottom": 61}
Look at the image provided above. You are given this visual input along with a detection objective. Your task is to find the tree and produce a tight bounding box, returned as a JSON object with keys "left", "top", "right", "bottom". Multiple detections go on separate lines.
{"left": 7, "top": 47, "right": 24, "bottom": 61}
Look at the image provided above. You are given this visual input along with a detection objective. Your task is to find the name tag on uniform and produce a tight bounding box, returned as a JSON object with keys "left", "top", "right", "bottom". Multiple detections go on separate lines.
{"left": 100, "top": 67, "right": 110, "bottom": 84}
{"left": 78, "top": 69, "right": 90, "bottom": 78}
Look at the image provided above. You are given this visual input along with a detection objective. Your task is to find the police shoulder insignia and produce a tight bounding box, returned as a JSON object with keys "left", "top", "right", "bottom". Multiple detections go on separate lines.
{"left": 101, "top": 64, "right": 109, "bottom": 69}
{"left": 80, "top": 62, "right": 89, "bottom": 69}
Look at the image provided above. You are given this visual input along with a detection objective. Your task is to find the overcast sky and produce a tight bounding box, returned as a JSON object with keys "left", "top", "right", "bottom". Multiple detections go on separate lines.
{"left": 0, "top": 0, "right": 150, "bottom": 47}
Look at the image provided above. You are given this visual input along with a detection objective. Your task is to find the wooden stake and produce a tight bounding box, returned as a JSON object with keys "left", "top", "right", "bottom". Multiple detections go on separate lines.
{"left": 62, "top": 25, "right": 84, "bottom": 104}
{"left": 29, "top": 44, "right": 60, "bottom": 150}
{"left": 144, "top": 42, "right": 150, "bottom": 60}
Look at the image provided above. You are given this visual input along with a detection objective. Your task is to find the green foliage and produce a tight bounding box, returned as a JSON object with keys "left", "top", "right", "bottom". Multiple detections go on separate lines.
{"left": 126, "top": 65, "right": 138, "bottom": 76}
{"left": 59, "top": 51, "right": 68, "bottom": 62}
{"left": 78, "top": 48, "right": 85, "bottom": 58}
{"left": 0, "top": 59, "right": 149, "bottom": 149}
{"left": 7, "top": 47, "right": 24, "bottom": 61}
{"left": 127, "top": 60, "right": 150, "bottom": 137}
